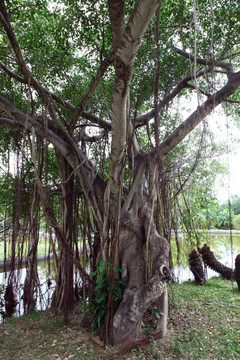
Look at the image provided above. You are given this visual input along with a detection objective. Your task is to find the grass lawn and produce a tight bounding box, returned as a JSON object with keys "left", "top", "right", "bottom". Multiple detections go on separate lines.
{"left": 0, "top": 277, "right": 239, "bottom": 359}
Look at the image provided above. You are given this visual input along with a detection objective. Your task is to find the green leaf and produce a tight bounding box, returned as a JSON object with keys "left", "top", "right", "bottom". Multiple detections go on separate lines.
{"left": 154, "top": 310, "right": 163, "bottom": 319}
{"left": 114, "top": 266, "right": 123, "bottom": 273}
{"left": 94, "top": 279, "right": 106, "bottom": 291}
{"left": 96, "top": 271, "right": 106, "bottom": 284}
{"left": 97, "top": 259, "right": 105, "bottom": 273}
{"left": 95, "top": 292, "right": 107, "bottom": 304}
{"left": 90, "top": 270, "right": 97, "bottom": 277}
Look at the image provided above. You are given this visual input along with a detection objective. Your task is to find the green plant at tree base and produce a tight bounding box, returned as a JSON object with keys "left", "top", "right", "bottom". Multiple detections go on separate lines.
{"left": 81, "top": 259, "right": 126, "bottom": 338}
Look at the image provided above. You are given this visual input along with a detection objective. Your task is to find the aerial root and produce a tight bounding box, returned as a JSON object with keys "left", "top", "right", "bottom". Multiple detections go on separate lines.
{"left": 189, "top": 249, "right": 206, "bottom": 285}
{"left": 199, "top": 244, "right": 234, "bottom": 280}
{"left": 235, "top": 254, "right": 240, "bottom": 291}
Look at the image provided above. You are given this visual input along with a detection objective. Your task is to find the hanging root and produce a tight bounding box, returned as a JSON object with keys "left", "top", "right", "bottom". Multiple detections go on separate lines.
{"left": 235, "top": 254, "right": 240, "bottom": 291}
{"left": 189, "top": 249, "right": 206, "bottom": 285}
{"left": 199, "top": 244, "right": 234, "bottom": 280}
{"left": 4, "top": 283, "right": 16, "bottom": 317}
{"left": 22, "top": 278, "right": 36, "bottom": 313}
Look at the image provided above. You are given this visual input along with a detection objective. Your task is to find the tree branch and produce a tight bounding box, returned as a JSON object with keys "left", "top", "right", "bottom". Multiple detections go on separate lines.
{"left": 0, "top": 2, "right": 32, "bottom": 82}
{"left": 157, "top": 71, "right": 240, "bottom": 156}
{"left": 0, "top": 95, "right": 104, "bottom": 227}
{"left": 69, "top": 49, "right": 115, "bottom": 133}
{"left": 0, "top": 61, "right": 112, "bottom": 131}
{"left": 110, "top": 0, "right": 162, "bottom": 178}
{"left": 134, "top": 69, "right": 207, "bottom": 127}
{"left": 0, "top": 1, "right": 110, "bottom": 141}
{"left": 173, "top": 46, "right": 234, "bottom": 78}
{"left": 186, "top": 83, "right": 240, "bottom": 104}
{"left": 108, "top": 0, "right": 125, "bottom": 51}
{"left": 0, "top": 95, "right": 69, "bottom": 153}
{"left": 0, "top": 116, "right": 24, "bottom": 129}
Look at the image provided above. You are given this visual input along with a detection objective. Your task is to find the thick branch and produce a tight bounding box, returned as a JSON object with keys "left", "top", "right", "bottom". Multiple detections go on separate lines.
{"left": 69, "top": 49, "right": 115, "bottom": 133}
{"left": 0, "top": 96, "right": 69, "bottom": 153}
{"left": 82, "top": 112, "right": 111, "bottom": 131}
{"left": 134, "top": 69, "right": 207, "bottom": 127}
{"left": 0, "top": 4, "right": 67, "bottom": 137}
{"left": 0, "top": 116, "right": 24, "bottom": 129}
{"left": 158, "top": 71, "right": 240, "bottom": 156}
{"left": 186, "top": 83, "right": 240, "bottom": 104}
{"left": 0, "top": 61, "right": 112, "bottom": 130}
{"left": 0, "top": 96, "right": 104, "bottom": 227}
{"left": 173, "top": 46, "right": 234, "bottom": 78}
{"left": 0, "top": 1, "right": 110, "bottom": 140}
{"left": 0, "top": 2, "right": 32, "bottom": 82}
{"left": 108, "top": 0, "right": 125, "bottom": 50}
{"left": 110, "top": 0, "right": 161, "bottom": 181}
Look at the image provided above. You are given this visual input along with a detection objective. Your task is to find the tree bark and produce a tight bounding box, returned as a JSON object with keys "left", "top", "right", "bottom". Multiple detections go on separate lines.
{"left": 113, "top": 275, "right": 166, "bottom": 343}
{"left": 51, "top": 157, "right": 76, "bottom": 323}
{"left": 23, "top": 183, "right": 40, "bottom": 313}
{"left": 112, "top": 193, "right": 170, "bottom": 343}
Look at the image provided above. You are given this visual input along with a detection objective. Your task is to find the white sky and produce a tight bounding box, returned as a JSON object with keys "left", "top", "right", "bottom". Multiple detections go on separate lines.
{"left": 183, "top": 95, "right": 240, "bottom": 204}
{"left": 205, "top": 110, "right": 240, "bottom": 203}
{"left": 216, "top": 146, "right": 240, "bottom": 203}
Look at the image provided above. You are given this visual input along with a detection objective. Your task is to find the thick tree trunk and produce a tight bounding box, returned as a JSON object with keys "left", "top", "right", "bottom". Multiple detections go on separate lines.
{"left": 112, "top": 198, "right": 170, "bottom": 344}
{"left": 113, "top": 275, "right": 166, "bottom": 343}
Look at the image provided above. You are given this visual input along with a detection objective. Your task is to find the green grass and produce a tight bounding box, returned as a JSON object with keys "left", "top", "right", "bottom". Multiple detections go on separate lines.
{"left": 0, "top": 277, "right": 239, "bottom": 359}
{"left": 140, "top": 277, "right": 240, "bottom": 360}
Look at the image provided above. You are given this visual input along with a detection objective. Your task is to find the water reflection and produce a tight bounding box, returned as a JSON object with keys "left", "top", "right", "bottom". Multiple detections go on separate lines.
{"left": 0, "top": 260, "right": 55, "bottom": 322}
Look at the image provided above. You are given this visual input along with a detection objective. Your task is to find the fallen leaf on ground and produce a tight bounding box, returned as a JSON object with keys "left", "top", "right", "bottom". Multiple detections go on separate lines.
{"left": 91, "top": 336, "right": 104, "bottom": 347}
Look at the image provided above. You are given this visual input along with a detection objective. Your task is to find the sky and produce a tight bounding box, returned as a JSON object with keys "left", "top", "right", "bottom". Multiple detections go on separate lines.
{"left": 207, "top": 111, "right": 240, "bottom": 203}
{"left": 216, "top": 145, "right": 240, "bottom": 203}
{"left": 183, "top": 95, "right": 240, "bottom": 204}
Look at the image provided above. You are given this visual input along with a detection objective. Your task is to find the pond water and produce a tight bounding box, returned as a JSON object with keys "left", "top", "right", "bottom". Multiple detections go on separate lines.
{"left": 0, "top": 259, "right": 55, "bottom": 322}
{"left": 0, "top": 232, "right": 239, "bottom": 322}
{"left": 171, "top": 232, "right": 240, "bottom": 282}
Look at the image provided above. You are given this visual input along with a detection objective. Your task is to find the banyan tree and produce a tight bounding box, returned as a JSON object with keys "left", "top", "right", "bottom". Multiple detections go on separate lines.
{"left": 0, "top": 0, "right": 240, "bottom": 344}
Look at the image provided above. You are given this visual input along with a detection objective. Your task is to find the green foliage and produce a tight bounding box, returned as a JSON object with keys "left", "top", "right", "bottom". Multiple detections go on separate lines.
{"left": 0, "top": 173, "right": 15, "bottom": 219}
{"left": 233, "top": 214, "right": 240, "bottom": 230}
{"left": 206, "top": 199, "right": 236, "bottom": 230}
{"left": 82, "top": 259, "right": 126, "bottom": 338}
{"left": 231, "top": 195, "right": 240, "bottom": 215}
